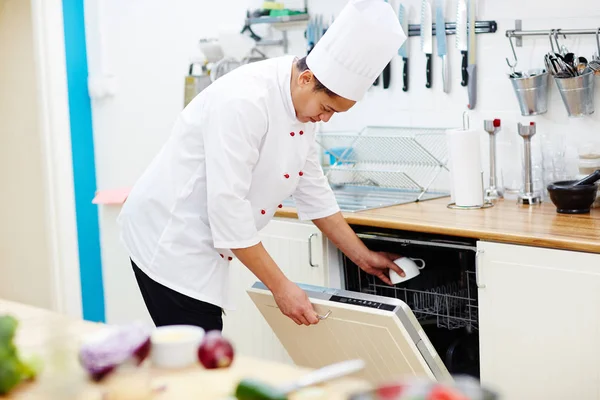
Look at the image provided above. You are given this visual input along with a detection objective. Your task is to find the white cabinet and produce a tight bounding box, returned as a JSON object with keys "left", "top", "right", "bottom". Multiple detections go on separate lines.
{"left": 477, "top": 241, "right": 600, "bottom": 400}
{"left": 223, "top": 218, "right": 329, "bottom": 364}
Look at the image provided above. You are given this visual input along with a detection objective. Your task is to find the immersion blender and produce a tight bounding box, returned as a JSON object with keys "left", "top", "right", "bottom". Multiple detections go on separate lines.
{"left": 483, "top": 119, "right": 503, "bottom": 201}
{"left": 517, "top": 122, "right": 542, "bottom": 205}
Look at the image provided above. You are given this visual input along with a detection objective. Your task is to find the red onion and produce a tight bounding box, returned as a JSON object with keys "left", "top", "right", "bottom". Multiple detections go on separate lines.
{"left": 197, "top": 330, "right": 234, "bottom": 369}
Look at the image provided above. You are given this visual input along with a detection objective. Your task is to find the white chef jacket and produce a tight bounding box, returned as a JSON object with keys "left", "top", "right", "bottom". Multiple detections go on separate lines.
{"left": 118, "top": 55, "right": 340, "bottom": 311}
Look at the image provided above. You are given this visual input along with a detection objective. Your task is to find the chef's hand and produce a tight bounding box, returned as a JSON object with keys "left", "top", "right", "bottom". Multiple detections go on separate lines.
{"left": 359, "top": 251, "right": 405, "bottom": 286}
{"left": 272, "top": 279, "right": 319, "bottom": 326}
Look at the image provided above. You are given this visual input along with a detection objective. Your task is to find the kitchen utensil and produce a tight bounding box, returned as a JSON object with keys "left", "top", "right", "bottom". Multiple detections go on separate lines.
{"left": 390, "top": 257, "right": 426, "bottom": 285}
{"left": 517, "top": 122, "right": 542, "bottom": 205}
{"left": 509, "top": 70, "right": 549, "bottom": 116}
{"left": 278, "top": 359, "right": 365, "bottom": 394}
{"left": 483, "top": 119, "right": 502, "bottom": 201}
{"left": 455, "top": 0, "right": 468, "bottom": 87}
{"left": 398, "top": 4, "right": 409, "bottom": 92}
{"left": 547, "top": 180, "right": 598, "bottom": 214}
{"left": 572, "top": 169, "right": 600, "bottom": 186}
{"left": 466, "top": 0, "right": 477, "bottom": 109}
{"left": 382, "top": 63, "right": 391, "bottom": 88}
{"left": 420, "top": 0, "right": 433, "bottom": 88}
{"left": 436, "top": 0, "right": 449, "bottom": 93}
{"left": 233, "top": 359, "right": 366, "bottom": 400}
{"left": 381, "top": 0, "right": 391, "bottom": 89}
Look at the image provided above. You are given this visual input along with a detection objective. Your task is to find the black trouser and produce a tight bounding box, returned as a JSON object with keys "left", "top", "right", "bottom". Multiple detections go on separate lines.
{"left": 131, "top": 259, "right": 223, "bottom": 332}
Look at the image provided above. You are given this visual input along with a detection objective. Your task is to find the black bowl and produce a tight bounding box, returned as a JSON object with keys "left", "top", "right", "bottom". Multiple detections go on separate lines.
{"left": 547, "top": 180, "right": 598, "bottom": 214}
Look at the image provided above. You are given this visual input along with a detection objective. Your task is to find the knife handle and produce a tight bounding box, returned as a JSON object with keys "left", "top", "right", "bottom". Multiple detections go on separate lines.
{"left": 402, "top": 57, "right": 409, "bottom": 92}
{"left": 467, "top": 64, "right": 477, "bottom": 109}
{"left": 460, "top": 51, "right": 468, "bottom": 87}
{"left": 383, "top": 62, "right": 391, "bottom": 89}
{"left": 425, "top": 54, "right": 432, "bottom": 88}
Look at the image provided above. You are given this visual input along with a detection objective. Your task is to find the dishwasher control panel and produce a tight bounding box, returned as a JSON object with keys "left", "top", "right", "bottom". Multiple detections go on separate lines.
{"left": 329, "top": 295, "right": 396, "bottom": 311}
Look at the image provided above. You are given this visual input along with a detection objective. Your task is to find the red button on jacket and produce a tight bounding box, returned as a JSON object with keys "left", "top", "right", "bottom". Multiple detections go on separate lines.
{"left": 290, "top": 132, "right": 295, "bottom": 137}
{"left": 299, "top": 130, "right": 304, "bottom": 135}
{"left": 299, "top": 171, "right": 304, "bottom": 176}
{"left": 278, "top": 204, "right": 283, "bottom": 208}
{"left": 284, "top": 174, "right": 290, "bottom": 179}
{"left": 261, "top": 209, "right": 266, "bottom": 215}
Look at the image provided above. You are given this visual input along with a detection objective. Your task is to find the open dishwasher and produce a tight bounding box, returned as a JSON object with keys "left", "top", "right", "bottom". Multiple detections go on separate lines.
{"left": 247, "top": 225, "right": 480, "bottom": 386}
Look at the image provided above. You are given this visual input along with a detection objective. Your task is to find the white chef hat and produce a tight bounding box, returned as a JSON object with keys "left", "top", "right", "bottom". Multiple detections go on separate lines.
{"left": 306, "top": 0, "right": 407, "bottom": 101}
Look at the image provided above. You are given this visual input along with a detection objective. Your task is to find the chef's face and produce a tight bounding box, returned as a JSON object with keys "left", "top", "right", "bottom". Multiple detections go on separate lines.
{"left": 293, "top": 70, "right": 356, "bottom": 124}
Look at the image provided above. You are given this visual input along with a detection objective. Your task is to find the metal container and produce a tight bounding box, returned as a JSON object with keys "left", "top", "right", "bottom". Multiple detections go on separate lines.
{"left": 183, "top": 63, "right": 211, "bottom": 108}
{"left": 554, "top": 71, "right": 595, "bottom": 117}
{"left": 509, "top": 71, "right": 549, "bottom": 116}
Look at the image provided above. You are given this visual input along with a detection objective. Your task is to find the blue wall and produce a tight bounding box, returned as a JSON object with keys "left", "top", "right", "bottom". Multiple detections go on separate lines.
{"left": 62, "top": 0, "right": 106, "bottom": 322}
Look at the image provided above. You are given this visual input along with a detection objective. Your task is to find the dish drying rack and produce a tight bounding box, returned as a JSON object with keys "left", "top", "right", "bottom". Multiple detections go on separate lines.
{"left": 315, "top": 126, "right": 451, "bottom": 211}
{"left": 361, "top": 270, "right": 478, "bottom": 331}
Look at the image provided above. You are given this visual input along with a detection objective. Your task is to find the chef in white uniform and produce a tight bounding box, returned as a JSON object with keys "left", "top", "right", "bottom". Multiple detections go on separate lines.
{"left": 118, "top": 0, "right": 407, "bottom": 331}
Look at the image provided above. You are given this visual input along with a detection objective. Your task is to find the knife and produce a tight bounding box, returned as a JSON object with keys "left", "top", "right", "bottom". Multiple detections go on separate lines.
{"left": 398, "top": 4, "right": 409, "bottom": 92}
{"left": 455, "top": 0, "right": 468, "bottom": 87}
{"left": 435, "top": 1, "right": 449, "bottom": 93}
{"left": 420, "top": 0, "right": 432, "bottom": 88}
{"left": 382, "top": 0, "right": 391, "bottom": 89}
{"left": 467, "top": 0, "right": 477, "bottom": 109}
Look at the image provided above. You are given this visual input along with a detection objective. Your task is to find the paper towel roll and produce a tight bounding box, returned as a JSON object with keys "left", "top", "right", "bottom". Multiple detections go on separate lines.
{"left": 446, "top": 128, "right": 484, "bottom": 207}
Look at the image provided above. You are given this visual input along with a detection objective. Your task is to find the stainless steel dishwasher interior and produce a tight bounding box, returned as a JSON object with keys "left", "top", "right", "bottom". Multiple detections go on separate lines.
{"left": 344, "top": 226, "right": 481, "bottom": 379}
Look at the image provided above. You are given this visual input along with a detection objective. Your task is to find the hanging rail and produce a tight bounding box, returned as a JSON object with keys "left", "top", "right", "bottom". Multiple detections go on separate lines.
{"left": 506, "top": 20, "right": 600, "bottom": 47}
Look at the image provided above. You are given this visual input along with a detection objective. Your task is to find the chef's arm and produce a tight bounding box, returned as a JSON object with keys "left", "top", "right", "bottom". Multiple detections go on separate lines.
{"left": 232, "top": 244, "right": 320, "bottom": 326}
{"left": 311, "top": 212, "right": 372, "bottom": 267}
{"left": 231, "top": 244, "right": 288, "bottom": 293}
{"left": 312, "top": 213, "right": 406, "bottom": 284}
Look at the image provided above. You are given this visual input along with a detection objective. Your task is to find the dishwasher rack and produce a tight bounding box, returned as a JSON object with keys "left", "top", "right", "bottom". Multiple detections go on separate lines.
{"left": 360, "top": 271, "right": 478, "bottom": 331}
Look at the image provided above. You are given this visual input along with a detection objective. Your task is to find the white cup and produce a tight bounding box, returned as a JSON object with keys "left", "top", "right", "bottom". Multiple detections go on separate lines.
{"left": 390, "top": 257, "right": 426, "bottom": 285}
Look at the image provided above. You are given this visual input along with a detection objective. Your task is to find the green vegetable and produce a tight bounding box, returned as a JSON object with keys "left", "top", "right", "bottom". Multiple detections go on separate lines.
{"left": 234, "top": 378, "right": 288, "bottom": 400}
{"left": 0, "top": 315, "right": 42, "bottom": 395}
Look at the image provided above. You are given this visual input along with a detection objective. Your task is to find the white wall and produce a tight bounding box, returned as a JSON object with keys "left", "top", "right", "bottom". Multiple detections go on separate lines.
{"left": 0, "top": 0, "right": 54, "bottom": 309}
{"left": 85, "top": 0, "right": 600, "bottom": 324}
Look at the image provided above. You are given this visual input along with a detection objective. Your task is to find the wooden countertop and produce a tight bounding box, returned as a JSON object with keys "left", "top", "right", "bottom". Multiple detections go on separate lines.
{"left": 0, "top": 300, "right": 369, "bottom": 399}
{"left": 276, "top": 197, "right": 600, "bottom": 254}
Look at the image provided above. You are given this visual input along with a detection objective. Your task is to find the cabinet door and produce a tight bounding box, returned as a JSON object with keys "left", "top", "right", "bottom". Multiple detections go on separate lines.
{"left": 223, "top": 218, "right": 328, "bottom": 364}
{"left": 477, "top": 241, "right": 600, "bottom": 400}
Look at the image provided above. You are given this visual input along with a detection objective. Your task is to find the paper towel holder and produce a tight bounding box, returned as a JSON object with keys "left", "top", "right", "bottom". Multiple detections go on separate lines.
{"left": 447, "top": 173, "right": 495, "bottom": 209}
{"left": 447, "top": 202, "right": 494, "bottom": 210}
{"left": 446, "top": 139, "right": 495, "bottom": 210}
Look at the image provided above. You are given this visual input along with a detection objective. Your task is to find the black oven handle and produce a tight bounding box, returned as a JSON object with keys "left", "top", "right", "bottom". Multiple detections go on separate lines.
{"left": 355, "top": 233, "right": 476, "bottom": 252}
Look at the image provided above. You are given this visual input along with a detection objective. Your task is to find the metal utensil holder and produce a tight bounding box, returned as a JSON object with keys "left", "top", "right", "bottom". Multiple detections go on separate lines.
{"left": 554, "top": 71, "right": 595, "bottom": 117}
{"left": 317, "top": 126, "right": 451, "bottom": 203}
{"left": 509, "top": 71, "right": 549, "bottom": 116}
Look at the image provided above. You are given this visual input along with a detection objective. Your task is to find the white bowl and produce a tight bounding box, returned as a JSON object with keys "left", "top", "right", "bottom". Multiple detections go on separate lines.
{"left": 150, "top": 325, "right": 205, "bottom": 369}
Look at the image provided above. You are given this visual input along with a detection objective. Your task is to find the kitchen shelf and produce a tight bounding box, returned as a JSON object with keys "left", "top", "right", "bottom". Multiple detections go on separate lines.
{"left": 246, "top": 14, "right": 309, "bottom": 25}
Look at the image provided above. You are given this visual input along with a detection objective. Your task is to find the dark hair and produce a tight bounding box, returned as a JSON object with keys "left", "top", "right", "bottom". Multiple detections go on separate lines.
{"left": 296, "top": 56, "right": 337, "bottom": 97}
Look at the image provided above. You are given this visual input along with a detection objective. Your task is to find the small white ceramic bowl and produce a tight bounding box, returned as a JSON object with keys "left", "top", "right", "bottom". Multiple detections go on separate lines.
{"left": 150, "top": 325, "right": 205, "bottom": 369}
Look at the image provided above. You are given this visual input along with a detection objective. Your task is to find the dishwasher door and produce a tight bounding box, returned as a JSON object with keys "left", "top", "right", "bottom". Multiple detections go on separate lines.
{"left": 247, "top": 282, "right": 453, "bottom": 386}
